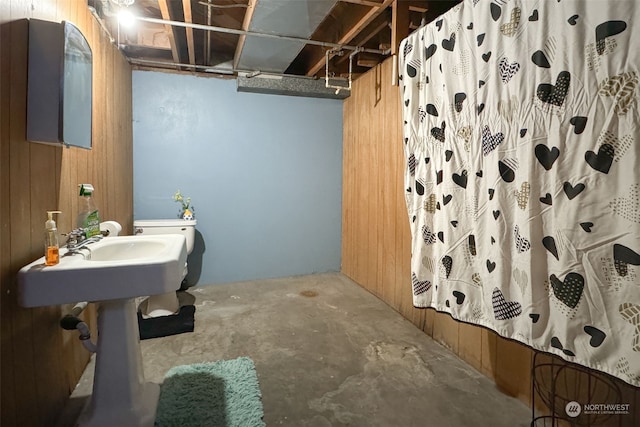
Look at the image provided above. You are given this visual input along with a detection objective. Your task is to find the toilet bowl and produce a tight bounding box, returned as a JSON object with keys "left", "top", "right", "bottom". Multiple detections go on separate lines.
{"left": 133, "top": 219, "right": 197, "bottom": 317}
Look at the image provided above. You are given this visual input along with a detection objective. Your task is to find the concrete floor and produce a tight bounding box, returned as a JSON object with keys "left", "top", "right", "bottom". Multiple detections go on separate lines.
{"left": 57, "top": 272, "right": 530, "bottom": 427}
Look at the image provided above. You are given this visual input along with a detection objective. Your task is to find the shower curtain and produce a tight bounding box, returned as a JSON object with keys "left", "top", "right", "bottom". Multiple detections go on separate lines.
{"left": 399, "top": 0, "right": 640, "bottom": 386}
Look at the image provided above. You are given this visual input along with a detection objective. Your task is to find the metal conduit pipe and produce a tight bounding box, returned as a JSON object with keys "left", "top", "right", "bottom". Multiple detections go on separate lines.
{"left": 198, "top": 1, "right": 249, "bottom": 8}
{"left": 134, "top": 16, "right": 387, "bottom": 55}
{"left": 129, "top": 57, "right": 350, "bottom": 81}
{"left": 130, "top": 58, "right": 233, "bottom": 72}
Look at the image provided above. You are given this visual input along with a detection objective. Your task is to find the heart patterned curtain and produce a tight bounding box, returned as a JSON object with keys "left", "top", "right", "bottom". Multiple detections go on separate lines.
{"left": 399, "top": 0, "right": 640, "bottom": 386}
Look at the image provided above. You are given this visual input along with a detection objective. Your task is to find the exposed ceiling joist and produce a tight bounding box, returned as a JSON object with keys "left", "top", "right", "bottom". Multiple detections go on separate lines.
{"left": 157, "top": 0, "right": 180, "bottom": 67}
{"left": 182, "top": 0, "right": 196, "bottom": 66}
{"left": 335, "top": 13, "right": 389, "bottom": 66}
{"left": 351, "top": 13, "right": 390, "bottom": 47}
{"left": 339, "top": 0, "right": 385, "bottom": 7}
{"left": 408, "top": 1, "right": 428, "bottom": 13}
{"left": 91, "top": 0, "right": 462, "bottom": 84}
{"left": 232, "top": 0, "right": 257, "bottom": 70}
{"left": 391, "top": 0, "right": 409, "bottom": 55}
{"left": 305, "top": 0, "right": 395, "bottom": 77}
{"left": 356, "top": 52, "right": 380, "bottom": 67}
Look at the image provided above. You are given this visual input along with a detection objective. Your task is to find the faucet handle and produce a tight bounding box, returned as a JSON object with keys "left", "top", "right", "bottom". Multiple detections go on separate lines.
{"left": 66, "top": 228, "right": 86, "bottom": 246}
{"left": 70, "top": 228, "right": 86, "bottom": 238}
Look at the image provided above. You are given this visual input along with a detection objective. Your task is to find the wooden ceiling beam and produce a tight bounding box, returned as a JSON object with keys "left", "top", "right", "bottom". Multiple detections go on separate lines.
{"left": 182, "top": 0, "right": 196, "bottom": 67}
{"left": 340, "top": 0, "right": 428, "bottom": 13}
{"left": 335, "top": 14, "right": 389, "bottom": 66}
{"left": 356, "top": 52, "right": 381, "bottom": 67}
{"left": 391, "top": 0, "right": 409, "bottom": 55}
{"left": 352, "top": 15, "right": 390, "bottom": 47}
{"left": 158, "top": 0, "right": 181, "bottom": 66}
{"left": 339, "top": 0, "right": 385, "bottom": 7}
{"left": 306, "top": 0, "right": 395, "bottom": 77}
{"left": 408, "top": 1, "right": 428, "bottom": 13}
{"left": 232, "top": 0, "right": 257, "bottom": 70}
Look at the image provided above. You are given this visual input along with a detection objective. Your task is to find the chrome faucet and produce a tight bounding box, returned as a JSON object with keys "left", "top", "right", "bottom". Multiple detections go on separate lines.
{"left": 66, "top": 228, "right": 102, "bottom": 253}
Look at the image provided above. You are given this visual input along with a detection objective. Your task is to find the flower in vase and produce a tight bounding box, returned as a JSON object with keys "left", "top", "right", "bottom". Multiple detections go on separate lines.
{"left": 173, "top": 190, "right": 195, "bottom": 219}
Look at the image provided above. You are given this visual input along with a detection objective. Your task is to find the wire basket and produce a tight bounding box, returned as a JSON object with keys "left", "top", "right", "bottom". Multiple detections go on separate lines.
{"left": 531, "top": 352, "right": 622, "bottom": 426}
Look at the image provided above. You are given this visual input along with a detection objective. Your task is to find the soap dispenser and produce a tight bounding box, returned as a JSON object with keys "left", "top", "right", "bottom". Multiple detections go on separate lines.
{"left": 44, "top": 210, "right": 61, "bottom": 266}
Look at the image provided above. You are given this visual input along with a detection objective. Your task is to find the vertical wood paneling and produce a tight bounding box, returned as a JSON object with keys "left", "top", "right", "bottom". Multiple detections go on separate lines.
{"left": 380, "top": 65, "right": 397, "bottom": 308}
{"left": 458, "top": 321, "right": 482, "bottom": 372}
{"left": 0, "top": 1, "right": 133, "bottom": 426}
{"left": 433, "top": 311, "right": 459, "bottom": 354}
{"left": 480, "top": 328, "right": 498, "bottom": 380}
{"left": 0, "top": 0, "right": 15, "bottom": 421}
{"left": 342, "top": 58, "right": 560, "bottom": 409}
{"left": 495, "top": 337, "right": 533, "bottom": 402}
{"left": 367, "top": 73, "right": 379, "bottom": 295}
{"left": 7, "top": 14, "right": 40, "bottom": 427}
{"left": 356, "top": 79, "right": 369, "bottom": 288}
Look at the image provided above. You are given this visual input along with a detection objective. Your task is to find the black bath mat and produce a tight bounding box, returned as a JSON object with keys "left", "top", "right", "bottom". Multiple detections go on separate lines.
{"left": 137, "top": 304, "right": 196, "bottom": 340}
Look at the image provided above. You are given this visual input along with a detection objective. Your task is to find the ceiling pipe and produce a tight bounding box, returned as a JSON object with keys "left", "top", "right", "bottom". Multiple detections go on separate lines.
{"left": 197, "top": 1, "right": 249, "bottom": 8}
{"left": 325, "top": 49, "right": 343, "bottom": 93}
{"left": 325, "top": 49, "right": 359, "bottom": 94}
{"left": 205, "top": 0, "right": 212, "bottom": 66}
{"left": 130, "top": 58, "right": 234, "bottom": 73}
{"left": 133, "top": 16, "right": 387, "bottom": 55}
{"left": 128, "top": 57, "right": 346, "bottom": 82}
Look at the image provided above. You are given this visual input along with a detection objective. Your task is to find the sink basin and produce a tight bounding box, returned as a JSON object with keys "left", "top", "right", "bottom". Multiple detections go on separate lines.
{"left": 18, "top": 234, "right": 187, "bottom": 307}
{"left": 89, "top": 239, "right": 168, "bottom": 261}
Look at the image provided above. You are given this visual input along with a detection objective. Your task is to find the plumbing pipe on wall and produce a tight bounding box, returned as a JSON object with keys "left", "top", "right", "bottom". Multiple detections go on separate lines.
{"left": 60, "top": 302, "right": 97, "bottom": 353}
{"left": 324, "top": 48, "right": 361, "bottom": 94}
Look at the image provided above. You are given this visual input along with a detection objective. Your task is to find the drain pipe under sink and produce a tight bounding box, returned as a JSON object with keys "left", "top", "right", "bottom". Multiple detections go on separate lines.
{"left": 60, "top": 301, "right": 97, "bottom": 353}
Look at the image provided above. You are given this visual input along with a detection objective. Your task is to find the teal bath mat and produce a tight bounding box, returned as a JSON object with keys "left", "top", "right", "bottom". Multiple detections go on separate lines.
{"left": 155, "top": 357, "right": 265, "bottom": 427}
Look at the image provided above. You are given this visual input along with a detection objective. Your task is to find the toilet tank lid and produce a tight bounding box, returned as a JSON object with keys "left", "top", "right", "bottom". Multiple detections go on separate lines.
{"left": 134, "top": 219, "right": 197, "bottom": 227}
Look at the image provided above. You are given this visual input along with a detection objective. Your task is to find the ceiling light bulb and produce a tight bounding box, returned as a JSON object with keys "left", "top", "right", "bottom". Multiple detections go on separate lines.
{"left": 118, "top": 9, "right": 135, "bottom": 27}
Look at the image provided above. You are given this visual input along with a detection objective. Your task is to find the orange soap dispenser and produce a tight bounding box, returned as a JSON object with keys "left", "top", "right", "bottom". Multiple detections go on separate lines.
{"left": 44, "top": 210, "right": 61, "bottom": 266}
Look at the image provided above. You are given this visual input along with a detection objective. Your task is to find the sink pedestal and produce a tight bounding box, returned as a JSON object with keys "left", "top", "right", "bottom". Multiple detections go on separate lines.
{"left": 78, "top": 298, "right": 159, "bottom": 427}
{"left": 17, "top": 234, "right": 188, "bottom": 426}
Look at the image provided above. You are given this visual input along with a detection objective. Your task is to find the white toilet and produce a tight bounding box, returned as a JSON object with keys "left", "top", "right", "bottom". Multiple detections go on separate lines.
{"left": 133, "top": 219, "right": 197, "bottom": 317}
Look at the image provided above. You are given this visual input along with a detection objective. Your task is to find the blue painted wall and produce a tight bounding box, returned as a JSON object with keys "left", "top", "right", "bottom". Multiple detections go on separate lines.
{"left": 132, "top": 71, "right": 343, "bottom": 285}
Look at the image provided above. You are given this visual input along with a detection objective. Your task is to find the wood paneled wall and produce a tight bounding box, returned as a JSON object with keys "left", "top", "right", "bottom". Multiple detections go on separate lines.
{"left": 0, "top": 1, "right": 133, "bottom": 426}
{"left": 342, "top": 58, "right": 639, "bottom": 419}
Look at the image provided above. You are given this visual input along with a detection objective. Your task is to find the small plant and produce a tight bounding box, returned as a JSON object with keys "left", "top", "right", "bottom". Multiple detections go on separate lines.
{"left": 173, "top": 190, "right": 194, "bottom": 219}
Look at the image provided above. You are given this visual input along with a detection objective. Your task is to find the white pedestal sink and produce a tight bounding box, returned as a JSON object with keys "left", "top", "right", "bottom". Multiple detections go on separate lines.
{"left": 18, "top": 235, "right": 187, "bottom": 427}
